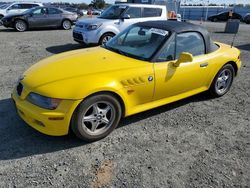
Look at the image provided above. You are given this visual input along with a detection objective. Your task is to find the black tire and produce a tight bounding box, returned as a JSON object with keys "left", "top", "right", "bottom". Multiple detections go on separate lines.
{"left": 62, "top": 19, "right": 72, "bottom": 30}
{"left": 0, "top": 15, "right": 3, "bottom": 20}
{"left": 99, "top": 33, "right": 115, "bottom": 45}
{"left": 209, "top": 64, "right": 235, "bottom": 97}
{"left": 14, "top": 20, "right": 27, "bottom": 32}
{"left": 71, "top": 93, "right": 122, "bottom": 142}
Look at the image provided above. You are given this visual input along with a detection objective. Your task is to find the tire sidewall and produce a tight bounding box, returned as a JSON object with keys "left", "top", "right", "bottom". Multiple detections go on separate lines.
{"left": 15, "top": 20, "right": 27, "bottom": 32}
{"left": 62, "top": 20, "right": 71, "bottom": 30}
{"left": 210, "top": 64, "right": 235, "bottom": 97}
{"left": 72, "top": 94, "right": 122, "bottom": 142}
{"left": 99, "top": 33, "right": 115, "bottom": 45}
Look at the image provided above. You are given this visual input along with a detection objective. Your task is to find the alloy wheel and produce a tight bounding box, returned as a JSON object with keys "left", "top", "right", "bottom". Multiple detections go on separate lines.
{"left": 63, "top": 20, "right": 71, "bottom": 30}
{"left": 81, "top": 101, "right": 115, "bottom": 136}
{"left": 15, "top": 20, "right": 26, "bottom": 32}
{"left": 215, "top": 69, "right": 232, "bottom": 94}
{"left": 102, "top": 35, "right": 113, "bottom": 44}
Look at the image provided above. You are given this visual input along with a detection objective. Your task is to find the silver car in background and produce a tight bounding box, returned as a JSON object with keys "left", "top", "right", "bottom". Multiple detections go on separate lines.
{"left": 73, "top": 4, "right": 167, "bottom": 45}
{"left": 0, "top": 2, "right": 43, "bottom": 19}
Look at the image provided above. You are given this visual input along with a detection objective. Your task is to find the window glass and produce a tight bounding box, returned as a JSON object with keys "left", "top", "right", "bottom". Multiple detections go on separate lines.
{"left": 176, "top": 32, "right": 205, "bottom": 59}
{"left": 32, "top": 4, "right": 40, "bottom": 8}
{"left": 32, "top": 8, "right": 47, "bottom": 15}
{"left": 143, "top": 8, "right": 162, "bottom": 17}
{"left": 48, "top": 8, "right": 62, "bottom": 14}
{"left": 125, "top": 7, "right": 141, "bottom": 18}
{"left": 106, "top": 25, "right": 169, "bottom": 60}
{"left": 10, "top": 4, "right": 21, "bottom": 9}
{"left": 20, "top": 4, "right": 33, "bottom": 9}
{"left": 99, "top": 5, "right": 127, "bottom": 19}
{"left": 158, "top": 36, "right": 175, "bottom": 61}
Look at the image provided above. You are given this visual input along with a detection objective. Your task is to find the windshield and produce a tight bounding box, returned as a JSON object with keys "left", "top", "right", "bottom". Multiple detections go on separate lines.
{"left": 0, "top": 4, "right": 11, "bottom": 9}
{"left": 103, "top": 25, "right": 170, "bottom": 61}
{"left": 99, "top": 5, "right": 127, "bottom": 19}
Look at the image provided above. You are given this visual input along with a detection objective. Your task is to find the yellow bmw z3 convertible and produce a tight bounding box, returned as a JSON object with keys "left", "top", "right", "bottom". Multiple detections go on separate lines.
{"left": 12, "top": 21, "right": 241, "bottom": 142}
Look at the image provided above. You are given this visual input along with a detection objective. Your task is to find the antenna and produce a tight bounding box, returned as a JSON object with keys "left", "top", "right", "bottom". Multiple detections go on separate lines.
{"left": 231, "top": 32, "right": 237, "bottom": 48}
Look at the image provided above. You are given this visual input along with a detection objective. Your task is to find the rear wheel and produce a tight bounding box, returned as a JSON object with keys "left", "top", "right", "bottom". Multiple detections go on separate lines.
{"left": 99, "top": 33, "right": 115, "bottom": 45}
{"left": 62, "top": 20, "right": 72, "bottom": 30}
{"left": 71, "top": 94, "right": 122, "bottom": 142}
{"left": 209, "top": 64, "right": 235, "bottom": 97}
{"left": 14, "top": 20, "right": 27, "bottom": 32}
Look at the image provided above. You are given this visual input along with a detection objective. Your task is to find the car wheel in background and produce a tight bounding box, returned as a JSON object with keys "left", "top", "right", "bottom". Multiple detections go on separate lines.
{"left": 71, "top": 93, "right": 122, "bottom": 142}
{"left": 99, "top": 33, "right": 115, "bottom": 45}
{"left": 62, "top": 20, "right": 72, "bottom": 30}
{"left": 209, "top": 64, "right": 235, "bottom": 97}
{"left": 14, "top": 20, "right": 27, "bottom": 32}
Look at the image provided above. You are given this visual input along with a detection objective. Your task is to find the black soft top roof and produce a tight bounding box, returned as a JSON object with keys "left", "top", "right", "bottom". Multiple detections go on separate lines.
{"left": 136, "top": 20, "right": 217, "bottom": 54}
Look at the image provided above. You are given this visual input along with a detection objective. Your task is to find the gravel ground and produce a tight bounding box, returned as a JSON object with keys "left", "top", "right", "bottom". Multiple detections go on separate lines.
{"left": 0, "top": 21, "right": 249, "bottom": 188}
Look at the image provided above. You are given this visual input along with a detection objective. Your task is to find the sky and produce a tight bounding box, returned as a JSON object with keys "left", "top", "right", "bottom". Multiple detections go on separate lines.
{"left": 0, "top": 0, "right": 249, "bottom": 4}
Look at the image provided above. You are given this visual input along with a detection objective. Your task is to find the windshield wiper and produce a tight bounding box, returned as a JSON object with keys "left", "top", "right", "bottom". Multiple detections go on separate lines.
{"left": 105, "top": 46, "right": 128, "bottom": 57}
{"left": 103, "top": 45, "right": 148, "bottom": 61}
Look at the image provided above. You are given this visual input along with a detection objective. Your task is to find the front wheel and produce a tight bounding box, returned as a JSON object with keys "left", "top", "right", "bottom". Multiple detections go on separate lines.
{"left": 62, "top": 20, "right": 72, "bottom": 30}
{"left": 71, "top": 94, "right": 122, "bottom": 142}
{"left": 99, "top": 33, "right": 115, "bottom": 45}
{"left": 209, "top": 64, "right": 235, "bottom": 97}
{"left": 14, "top": 20, "right": 27, "bottom": 32}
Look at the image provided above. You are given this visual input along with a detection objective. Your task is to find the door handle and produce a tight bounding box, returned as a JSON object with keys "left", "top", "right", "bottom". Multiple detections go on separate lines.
{"left": 200, "top": 62, "right": 208, "bottom": 67}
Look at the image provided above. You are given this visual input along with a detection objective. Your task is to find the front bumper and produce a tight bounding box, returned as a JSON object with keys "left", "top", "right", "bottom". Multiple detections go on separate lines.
{"left": 1, "top": 19, "right": 12, "bottom": 28}
{"left": 12, "top": 90, "right": 82, "bottom": 136}
{"left": 73, "top": 27, "right": 101, "bottom": 44}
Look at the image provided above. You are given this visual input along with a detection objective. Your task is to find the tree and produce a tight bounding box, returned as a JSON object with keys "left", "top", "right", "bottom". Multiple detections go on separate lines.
{"left": 78, "top": 3, "right": 89, "bottom": 9}
{"left": 91, "top": 0, "right": 106, "bottom": 9}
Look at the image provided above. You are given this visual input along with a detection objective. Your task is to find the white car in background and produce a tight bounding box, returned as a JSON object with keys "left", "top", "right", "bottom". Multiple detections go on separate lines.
{"left": 73, "top": 4, "right": 167, "bottom": 45}
{"left": 0, "top": 2, "right": 43, "bottom": 19}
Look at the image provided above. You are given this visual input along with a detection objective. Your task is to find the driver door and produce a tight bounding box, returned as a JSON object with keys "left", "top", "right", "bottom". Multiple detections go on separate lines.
{"left": 153, "top": 32, "right": 212, "bottom": 100}
{"left": 28, "top": 7, "right": 49, "bottom": 28}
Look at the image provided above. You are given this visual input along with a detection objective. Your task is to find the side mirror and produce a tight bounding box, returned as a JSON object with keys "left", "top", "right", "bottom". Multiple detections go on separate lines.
{"left": 121, "top": 14, "right": 130, "bottom": 20}
{"left": 174, "top": 52, "right": 193, "bottom": 67}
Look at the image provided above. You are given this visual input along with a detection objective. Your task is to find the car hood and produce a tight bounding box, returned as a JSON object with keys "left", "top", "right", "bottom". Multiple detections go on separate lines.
{"left": 4, "top": 12, "right": 25, "bottom": 18}
{"left": 22, "top": 47, "right": 145, "bottom": 89}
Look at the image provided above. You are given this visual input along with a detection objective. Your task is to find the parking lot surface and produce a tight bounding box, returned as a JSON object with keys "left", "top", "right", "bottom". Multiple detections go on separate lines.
{"left": 0, "top": 22, "right": 249, "bottom": 187}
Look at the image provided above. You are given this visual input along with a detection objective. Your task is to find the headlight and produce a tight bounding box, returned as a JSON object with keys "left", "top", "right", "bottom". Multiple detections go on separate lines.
{"left": 85, "top": 23, "right": 102, "bottom": 30}
{"left": 26, "top": 92, "right": 61, "bottom": 110}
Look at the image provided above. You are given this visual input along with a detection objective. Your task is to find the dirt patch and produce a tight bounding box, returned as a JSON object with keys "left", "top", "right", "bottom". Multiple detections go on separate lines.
{"left": 92, "top": 160, "right": 114, "bottom": 188}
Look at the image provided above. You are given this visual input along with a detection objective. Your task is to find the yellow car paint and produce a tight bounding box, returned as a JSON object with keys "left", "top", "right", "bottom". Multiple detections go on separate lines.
{"left": 12, "top": 43, "right": 241, "bottom": 136}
